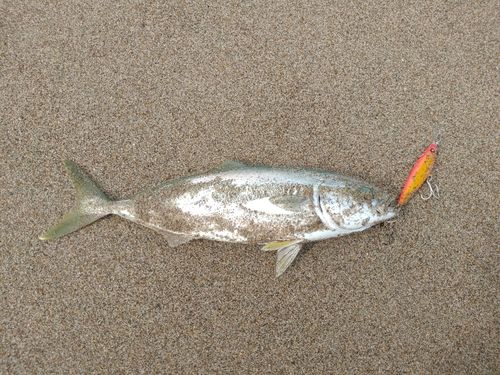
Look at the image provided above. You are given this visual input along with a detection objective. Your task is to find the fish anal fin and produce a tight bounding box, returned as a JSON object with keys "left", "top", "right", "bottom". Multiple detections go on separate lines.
{"left": 140, "top": 221, "right": 193, "bottom": 247}
{"left": 148, "top": 227, "right": 193, "bottom": 247}
{"left": 262, "top": 239, "right": 301, "bottom": 251}
{"left": 161, "top": 232, "right": 192, "bottom": 247}
{"left": 276, "top": 243, "right": 302, "bottom": 277}
{"left": 269, "top": 195, "right": 309, "bottom": 212}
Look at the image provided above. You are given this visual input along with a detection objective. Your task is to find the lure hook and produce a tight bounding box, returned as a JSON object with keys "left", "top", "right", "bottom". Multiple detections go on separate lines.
{"left": 420, "top": 175, "right": 440, "bottom": 201}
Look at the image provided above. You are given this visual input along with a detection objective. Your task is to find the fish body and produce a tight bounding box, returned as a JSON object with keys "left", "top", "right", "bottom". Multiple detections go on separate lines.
{"left": 398, "top": 143, "right": 438, "bottom": 206}
{"left": 40, "top": 160, "right": 397, "bottom": 276}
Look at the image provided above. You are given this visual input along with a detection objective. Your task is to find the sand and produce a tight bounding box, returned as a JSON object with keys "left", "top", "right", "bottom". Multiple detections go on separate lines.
{"left": 1, "top": 1, "right": 498, "bottom": 373}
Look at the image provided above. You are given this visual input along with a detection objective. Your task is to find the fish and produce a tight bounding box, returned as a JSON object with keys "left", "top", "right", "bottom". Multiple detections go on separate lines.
{"left": 39, "top": 159, "right": 398, "bottom": 276}
{"left": 398, "top": 142, "right": 438, "bottom": 206}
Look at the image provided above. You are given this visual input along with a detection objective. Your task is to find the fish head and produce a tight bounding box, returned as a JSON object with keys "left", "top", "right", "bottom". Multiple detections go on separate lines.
{"left": 319, "top": 181, "right": 397, "bottom": 231}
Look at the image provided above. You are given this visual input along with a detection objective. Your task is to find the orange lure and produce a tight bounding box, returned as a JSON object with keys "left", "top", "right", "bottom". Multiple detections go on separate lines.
{"left": 398, "top": 142, "right": 438, "bottom": 206}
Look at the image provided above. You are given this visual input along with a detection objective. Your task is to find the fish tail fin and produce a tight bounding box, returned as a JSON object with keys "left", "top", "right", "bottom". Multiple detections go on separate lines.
{"left": 39, "top": 159, "right": 113, "bottom": 240}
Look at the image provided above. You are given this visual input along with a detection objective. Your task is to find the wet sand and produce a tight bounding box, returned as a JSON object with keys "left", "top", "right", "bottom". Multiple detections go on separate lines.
{"left": 2, "top": 1, "right": 498, "bottom": 373}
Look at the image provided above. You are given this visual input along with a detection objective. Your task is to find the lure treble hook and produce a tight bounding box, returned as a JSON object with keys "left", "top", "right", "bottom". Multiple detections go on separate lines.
{"left": 420, "top": 175, "right": 440, "bottom": 201}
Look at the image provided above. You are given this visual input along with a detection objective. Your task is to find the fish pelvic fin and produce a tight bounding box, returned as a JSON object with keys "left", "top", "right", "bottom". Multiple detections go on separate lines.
{"left": 39, "top": 159, "right": 113, "bottom": 240}
{"left": 262, "top": 239, "right": 301, "bottom": 251}
{"left": 261, "top": 240, "right": 303, "bottom": 276}
{"left": 276, "top": 243, "right": 302, "bottom": 277}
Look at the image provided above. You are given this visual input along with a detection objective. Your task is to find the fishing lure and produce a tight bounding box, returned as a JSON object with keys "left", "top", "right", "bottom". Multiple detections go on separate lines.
{"left": 398, "top": 142, "right": 438, "bottom": 206}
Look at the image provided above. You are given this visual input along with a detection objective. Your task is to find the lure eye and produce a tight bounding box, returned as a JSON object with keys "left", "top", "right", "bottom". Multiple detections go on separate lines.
{"left": 430, "top": 148, "right": 435, "bottom": 153}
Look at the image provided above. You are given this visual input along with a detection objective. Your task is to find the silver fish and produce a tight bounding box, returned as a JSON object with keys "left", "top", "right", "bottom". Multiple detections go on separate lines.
{"left": 40, "top": 160, "right": 397, "bottom": 276}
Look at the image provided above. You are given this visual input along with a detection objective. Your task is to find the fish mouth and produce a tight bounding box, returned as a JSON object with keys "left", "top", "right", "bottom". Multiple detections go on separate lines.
{"left": 373, "top": 196, "right": 398, "bottom": 219}
{"left": 385, "top": 198, "right": 399, "bottom": 220}
{"left": 387, "top": 196, "right": 399, "bottom": 209}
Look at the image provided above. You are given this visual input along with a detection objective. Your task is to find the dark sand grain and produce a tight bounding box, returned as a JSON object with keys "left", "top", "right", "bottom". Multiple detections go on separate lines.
{"left": 1, "top": 1, "right": 498, "bottom": 373}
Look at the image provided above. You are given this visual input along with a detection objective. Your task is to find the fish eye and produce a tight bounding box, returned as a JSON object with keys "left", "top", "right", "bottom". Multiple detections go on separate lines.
{"left": 359, "top": 186, "right": 374, "bottom": 201}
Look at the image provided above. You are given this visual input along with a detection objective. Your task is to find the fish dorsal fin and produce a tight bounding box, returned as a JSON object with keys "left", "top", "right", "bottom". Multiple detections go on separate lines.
{"left": 276, "top": 243, "right": 302, "bottom": 277}
{"left": 210, "top": 160, "right": 248, "bottom": 173}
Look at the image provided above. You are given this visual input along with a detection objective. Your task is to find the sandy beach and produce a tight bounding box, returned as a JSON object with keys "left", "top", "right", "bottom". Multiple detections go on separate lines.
{"left": 2, "top": 1, "right": 498, "bottom": 373}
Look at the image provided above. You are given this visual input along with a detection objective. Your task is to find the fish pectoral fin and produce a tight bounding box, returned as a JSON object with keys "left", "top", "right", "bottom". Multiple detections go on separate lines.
{"left": 276, "top": 243, "right": 302, "bottom": 277}
{"left": 245, "top": 196, "right": 309, "bottom": 215}
{"left": 161, "top": 231, "right": 193, "bottom": 247}
{"left": 262, "top": 239, "right": 301, "bottom": 251}
{"left": 268, "top": 195, "right": 310, "bottom": 212}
